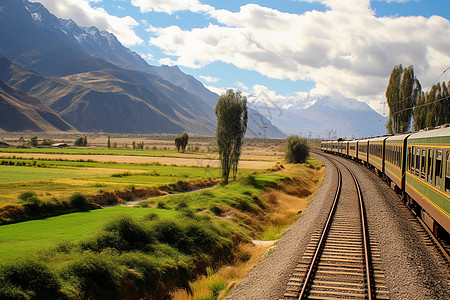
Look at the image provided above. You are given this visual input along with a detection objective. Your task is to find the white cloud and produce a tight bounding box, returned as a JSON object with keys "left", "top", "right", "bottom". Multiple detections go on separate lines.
{"left": 148, "top": 3, "right": 450, "bottom": 103}
{"left": 131, "top": 0, "right": 213, "bottom": 14}
{"left": 200, "top": 75, "right": 219, "bottom": 83}
{"left": 235, "top": 82, "right": 249, "bottom": 91}
{"left": 33, "top": 0, "right": 143, "bottom": 46}
{"left": 205, "top": 85, "right": 227, "bottom": 96}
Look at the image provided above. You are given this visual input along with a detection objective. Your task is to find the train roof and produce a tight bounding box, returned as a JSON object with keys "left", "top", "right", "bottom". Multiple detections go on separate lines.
{"left": 408, "top": 125, "right": 450, "bottom": 140}
{"left": 369, "top": 136, "right": 388, "bottom": 143}
{"left": 385, "top": 133, "right": 411, "bottom": 142}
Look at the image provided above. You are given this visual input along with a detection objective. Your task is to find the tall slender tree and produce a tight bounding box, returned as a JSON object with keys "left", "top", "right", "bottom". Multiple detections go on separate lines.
{"left": 386, "top": 65, "right": 421, "bottom": 134}
{"left": 425, "top": 84, "right": 438, "bottom": 128}
{"left": 386, "top": 65, "right": 403, "bottom": 134}
{"left": 215, "top": 89, "right": 248, "bottom": 183}
{"left": 413, "top": 92, "right": 426, "bottom": 131}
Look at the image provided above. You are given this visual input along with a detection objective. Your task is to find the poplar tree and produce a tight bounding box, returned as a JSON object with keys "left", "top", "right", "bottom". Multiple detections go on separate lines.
{"left": 413, "top": 92, "right": 426, "bottom": 131}
{"left": 425, "top": 84, "right": 438, "bottom": 128}
{"left": 215, "top": 89, "right": 248, "bottom": 183}
{"left": 386, "top": 65, "right": 403, "bottom": 134}
{"left": 386, "top": 65, "right": 421, "bottom": 134}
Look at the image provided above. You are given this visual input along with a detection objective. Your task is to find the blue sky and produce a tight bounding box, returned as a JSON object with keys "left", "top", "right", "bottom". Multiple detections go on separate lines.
{"left": 34, "top": 0, "right": 450, "bottom": 113}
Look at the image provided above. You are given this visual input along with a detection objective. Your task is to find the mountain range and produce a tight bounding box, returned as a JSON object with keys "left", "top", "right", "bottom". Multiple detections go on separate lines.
{"left": 0, "top": 0, "right": 285, "bottom": 137}
{"left": 251, "top": 94, "right": 388, "bottom": 139}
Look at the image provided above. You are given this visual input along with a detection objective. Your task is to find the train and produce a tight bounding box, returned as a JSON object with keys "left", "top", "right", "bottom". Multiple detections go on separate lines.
{"left": 321, "top": 124, "right": 450, "bottom": 238}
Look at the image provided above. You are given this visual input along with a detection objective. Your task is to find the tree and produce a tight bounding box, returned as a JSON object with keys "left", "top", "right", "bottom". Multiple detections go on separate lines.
{"left": 425, "top": 84, "right": 438, "bottom": 128}
{"left": 83, "top": 136, "right": 88, "bottom": 146}
{"left": 386, "top": 65, "right": 403, "bottom": 134}
{"left": 174, "top": 133, "right": 189, "bottom": 152}
{"left": 180, "top": 133, "right": 188, "bottom": 152}
{"left": 30, "top": 136, "right": 38, "bottom": 147}
{"left": 215, "top": 89, "right": 248, "bottom": 183}
{"left": 285, "top": 135, "right": 309, "bottom": 163}
{"left": 74, "top": 137, "right": 85, "bottom": 146}
{"left": 174, "top": 136, "right": 182, "bottom": 152}
{"left": 107, "top": 136, "right": 111, "bottom": 149}
{"left": 413, "top": 92, "right": 426, "bottom": 131}
{"left": 386, "top": 65, "right": 420, "bottom": 134}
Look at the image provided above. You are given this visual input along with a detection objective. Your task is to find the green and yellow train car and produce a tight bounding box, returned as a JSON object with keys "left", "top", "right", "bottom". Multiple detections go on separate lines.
{"left": 385, "top": 133, "right": 411, "bottom": 191}
{"left": 368, "top": 136, "right": 387, "bottom": 174}
{"left": 348, "top": 140, "right": 358, "bottom": 160}
{"left": 358, "top": 139, "right": 370, "bottom": 165}
{"left": 405, "top": 126, "right": 450, "bottom": 235}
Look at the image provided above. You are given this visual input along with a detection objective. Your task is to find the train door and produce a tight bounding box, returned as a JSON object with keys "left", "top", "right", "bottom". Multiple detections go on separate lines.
{"left": 435, "top": 150, "right": 443, "bottom": 189}
{"left": 427, "top": 149, "right": 434, "bottom": 185}
{"left": 446, "top": 152, "right": 450, "bottom": 193}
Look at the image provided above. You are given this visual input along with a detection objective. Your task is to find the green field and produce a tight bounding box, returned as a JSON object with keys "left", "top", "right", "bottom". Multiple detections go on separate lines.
{"left": 0, "top": 206, "right": 177, "bottom": 259}
{"left": 0, "top": 147, "right": 211, "bottom": 158}
{"left": 0, "top": 157, "right": 221, "bottom": 204}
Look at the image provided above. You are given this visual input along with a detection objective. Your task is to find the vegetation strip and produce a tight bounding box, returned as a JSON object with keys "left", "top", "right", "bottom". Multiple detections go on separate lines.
{"left": 0, "top": 159, "right": 324, "bottom": 299}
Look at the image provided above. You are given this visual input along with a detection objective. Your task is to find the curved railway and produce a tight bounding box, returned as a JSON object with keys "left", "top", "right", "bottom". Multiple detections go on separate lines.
{"left": 283, "top": 154, "right": 389, "bottom": 299}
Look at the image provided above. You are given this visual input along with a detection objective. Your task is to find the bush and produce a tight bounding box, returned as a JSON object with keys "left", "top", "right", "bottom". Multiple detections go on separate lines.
{"left": 285, "top": 135, "right": 309, "bottom": 163}
{"left": 18, "top": 191, "right": 41, "bottom": 206}
{"left": 61, "top": 255, "right": 120, "bottom": 299}
{"left": 69, "top": 193, "right": 90, "bottom": 211}
{"left": 104, "top": 216, "right": 152, "bottom": 251}
{"left": 0, "top": 259, "right": 62, "bottom": 299}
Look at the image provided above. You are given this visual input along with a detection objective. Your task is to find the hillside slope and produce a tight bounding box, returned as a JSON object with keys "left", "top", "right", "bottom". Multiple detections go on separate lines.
{"left": 0, "top": 79, "right": 75, "bottom": 132}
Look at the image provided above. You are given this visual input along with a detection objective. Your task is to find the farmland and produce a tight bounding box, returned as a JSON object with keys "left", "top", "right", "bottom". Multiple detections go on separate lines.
{"left": 0, "top": 134, "right": 324, "bottom": 299}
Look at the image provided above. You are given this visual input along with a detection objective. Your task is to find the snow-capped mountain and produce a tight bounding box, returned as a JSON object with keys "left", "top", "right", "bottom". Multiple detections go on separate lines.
{"left": 251, "top": 94, "right": 387, "bottom": 139}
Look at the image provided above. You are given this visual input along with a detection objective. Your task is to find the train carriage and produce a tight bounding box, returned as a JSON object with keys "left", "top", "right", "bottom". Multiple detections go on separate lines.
{"left": 385, "top": 133, "right": 410, "bottom": 191}
{"left": 348, "top": 140, "right": 358, "bottom": 160}
{"left": 368, "top": 136, "right": 387, "bottom": 174}
{"left": 331, "top": 140, "right": 339, "bottom": 154}
{"left": 341, "top": 140, "right": 349, "bottom": 157}
{"left": 405, "top": 125, "right": 450, "bottom": 235}
{"left": 357, "top": 139, "right": 370, "bottom": 165}
{"left": 320, "top": 141, "right": 328, "bottom": 152}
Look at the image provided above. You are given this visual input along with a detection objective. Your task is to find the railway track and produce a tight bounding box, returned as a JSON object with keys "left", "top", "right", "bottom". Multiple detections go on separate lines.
{"left": 283, "top": 154, "right": 389, "bottom": 299}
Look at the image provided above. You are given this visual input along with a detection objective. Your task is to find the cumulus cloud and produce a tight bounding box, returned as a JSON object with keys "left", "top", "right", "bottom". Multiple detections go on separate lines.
{"left": 33, "top": 0, "right": 143, "bottom": 46}
{"left": 149, "top": 2, "right": 450, "bottom": 102}
{"left": 131, "top": 0, "right": 213, "bottom": 14}
{"left": 235, "top": 82, "right": 249, "bottom": 91}
{"left": 200, "top": 75, "right": 220, "bottom": 83}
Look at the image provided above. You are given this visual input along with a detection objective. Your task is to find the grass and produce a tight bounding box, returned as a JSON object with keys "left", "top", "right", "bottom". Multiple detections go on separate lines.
{"left": 0, "top": 147, "right": 209, "bottom": 158}
{"left": 0, "top": 159, "right": 221, "bottom": 205}
{"left": 0, "top": 155, "right": 325, "bottom": 299}
{"left": 0, "top": 206, "right": 177, "bottom": 259}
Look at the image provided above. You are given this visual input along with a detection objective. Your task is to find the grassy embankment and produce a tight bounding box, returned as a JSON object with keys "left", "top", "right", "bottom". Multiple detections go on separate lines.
{"left": 0, "top": 148, "right": 324, "bottom": 299}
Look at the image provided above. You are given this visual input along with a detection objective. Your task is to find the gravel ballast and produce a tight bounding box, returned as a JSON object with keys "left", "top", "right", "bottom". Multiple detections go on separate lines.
{"left": 226, "top": 153, "right": 450, "bottom": 299}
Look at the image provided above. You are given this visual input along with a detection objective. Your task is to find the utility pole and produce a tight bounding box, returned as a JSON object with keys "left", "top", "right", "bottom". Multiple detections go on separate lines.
{"left": 380, "top": 101, "right": 386, "bottom": 116}
{"left": 262, "top": 122, "right": 268, "bottom": 143}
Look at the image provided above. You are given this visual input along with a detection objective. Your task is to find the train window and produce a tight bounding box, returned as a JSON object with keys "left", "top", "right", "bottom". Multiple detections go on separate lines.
{"left": 427, "top": 149, "right": 434, "bottom": 184}
{"left": 408, "top": 147, "right": 413, "bottom": 172}
{"left": 446, "top": 152, "right": 450, "bottom": 193}
{"left": 415, "top": 148, "right": 421, "bottom": 176}
{"left": 435, "top": 150, "right": 443, "bottom": 188}
{"left": 399, "top": 148, "right": 403, "bottom": 168}
{"left": 396, "top": 146, "right": 400, "bottom": 167}
{"left": 420, "top": 150, "right": 426, "bottom": 180}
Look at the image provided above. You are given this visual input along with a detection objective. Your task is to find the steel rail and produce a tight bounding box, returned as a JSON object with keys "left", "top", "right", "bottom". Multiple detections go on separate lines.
{"left": 297, "top": 157, "right": 342, "bottom": 299}
{"left": 340, "top": 162, "right": 374, "bottom": 300}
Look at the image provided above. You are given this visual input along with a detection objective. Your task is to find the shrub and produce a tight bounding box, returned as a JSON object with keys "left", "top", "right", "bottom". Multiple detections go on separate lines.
{"left": 18, "top": 191, "right": 41, "bottom": 206}
{"left": 61, "top": 255, "right": 120, "bottom": 299}
{"left": 142, "top": 212, "right": 159, "bottom": 221}
{"left": 285, "top": 135, "right": 309, "bottom": 163}
{"left": 103, "top": 216, "right": 152, "bottom": 251}
{"left": 69, "top": 193, "right": 90, "bottom": 211}
{"left": 0, "top": 204, "right": 25, "bottom": 223}
{"left": 0, "top": 259, "right": 62, "bottom": 299}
